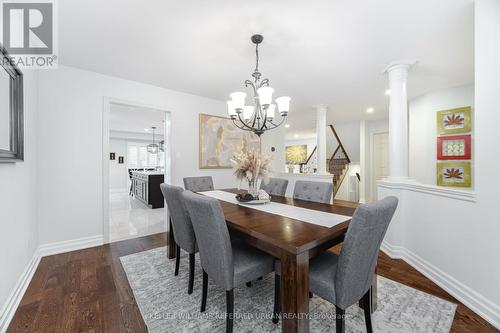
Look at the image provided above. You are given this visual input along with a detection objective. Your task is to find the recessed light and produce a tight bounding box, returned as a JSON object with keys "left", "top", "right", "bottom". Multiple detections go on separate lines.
{"left": 144, "top": 128, "right": 149, "bottom": 132}
{"left": 385, "top": 89, "right": 391, "bottom": 95}
{"left": 294, "top": 134, "right": 299, "bottom": 138}
{"left": 285, "top": 124, "right": 290, "bottom": 128}
{"left": 366, "top": 107, "right": 375, "bottom": 113}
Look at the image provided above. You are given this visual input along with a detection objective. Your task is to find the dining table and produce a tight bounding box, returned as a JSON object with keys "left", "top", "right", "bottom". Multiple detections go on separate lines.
{"left": 167, "top": 188, "right": 377, "bottom": 333}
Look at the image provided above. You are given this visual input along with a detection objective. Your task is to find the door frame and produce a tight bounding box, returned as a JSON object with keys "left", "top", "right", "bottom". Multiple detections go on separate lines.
{"left": 102, "top": 97, "right": 172, "bottom": 244}
{"left": 369, "top": 130, "right": 389, "bottom": 202}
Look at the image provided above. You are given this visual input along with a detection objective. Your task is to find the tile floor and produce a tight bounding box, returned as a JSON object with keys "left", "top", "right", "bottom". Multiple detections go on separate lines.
{"left": 109, "top": 190, "right": 166, "bottom": 242}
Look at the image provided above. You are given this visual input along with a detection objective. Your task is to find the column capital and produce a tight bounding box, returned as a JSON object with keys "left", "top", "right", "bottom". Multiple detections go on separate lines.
{"left": 313, "top": 104, "right": 328, "bottom": 112}
{"left": 383, "top": 60, "right": 418, "bottom": 75}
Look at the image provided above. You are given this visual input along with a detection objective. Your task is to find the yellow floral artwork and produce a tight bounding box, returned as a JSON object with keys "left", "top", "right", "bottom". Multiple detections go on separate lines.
{"left": 437, "top": 162, "right": 471, "bottom": 187}
{"left": 436, "top": 107, "right": 472, "bottom": 134}
{"left": 286, "top": 144, "right": 307, "bottom": 164}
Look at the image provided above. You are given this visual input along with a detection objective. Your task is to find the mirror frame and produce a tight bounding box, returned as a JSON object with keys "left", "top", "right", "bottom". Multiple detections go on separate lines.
{"left": 0, "top": 43, "right": 24, "bottom": 162}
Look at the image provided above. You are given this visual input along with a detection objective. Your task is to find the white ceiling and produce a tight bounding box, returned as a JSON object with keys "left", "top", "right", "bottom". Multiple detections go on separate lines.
{"left": 59, "top": 0, "right": 474, "bottom": 138}
{"left": 109, "top": 103, "right": 165, "bottom": 135}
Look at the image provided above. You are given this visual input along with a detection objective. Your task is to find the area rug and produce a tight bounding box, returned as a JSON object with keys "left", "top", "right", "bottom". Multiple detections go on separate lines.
{"left": 120, "top": 247, "right": 456, "bottom": 333}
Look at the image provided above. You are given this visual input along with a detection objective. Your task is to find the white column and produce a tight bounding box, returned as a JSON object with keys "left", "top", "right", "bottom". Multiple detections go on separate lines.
{"left": 383, "top": 61, "right": 416, "bottom": 180}
{"left": 315, "top": 104, "right": 328, "bottom": 175}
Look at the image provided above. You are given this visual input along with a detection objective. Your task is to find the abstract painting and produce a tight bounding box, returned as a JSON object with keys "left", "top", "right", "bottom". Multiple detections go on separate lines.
{"left": 285, "top": 144, "right": 307, "bottom": 164}
{"left": 199, "top": 113, "right": 260, "bottom": 169}
{"left": 437, "top": 107, "right": 471, "bottom": 135}
{"left": 437, "top": 135, "right": 471, "bottom": 160}
{"left": 437, "top": 162, "right": 471, "bottom": 187}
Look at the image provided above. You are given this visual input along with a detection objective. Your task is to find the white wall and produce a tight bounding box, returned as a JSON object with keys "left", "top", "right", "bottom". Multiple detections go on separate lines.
{"left": 409, "top": 84, "right": 474, "bottom": 185}
{"left": 0, "top": 72, "right": 39, "bottom": 329}
{"left": 37, "top": 66, "right": 237, "bottom": 245}
{"left": 378, "top": 1, "right": 500, "bottom": 329}
{"left": 109, "top": 138, "right": 128, "bottom": 190}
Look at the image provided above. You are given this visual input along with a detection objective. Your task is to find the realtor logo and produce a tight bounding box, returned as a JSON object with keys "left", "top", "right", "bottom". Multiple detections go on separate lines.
{"left": 1, "top": 0, "right": 57, "bottom": 68}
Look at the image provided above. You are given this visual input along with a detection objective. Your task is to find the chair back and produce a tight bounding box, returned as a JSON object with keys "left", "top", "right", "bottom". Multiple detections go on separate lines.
{"left": 182, "top": 190, "right": 234, "bottom": 290}
{"left": 183, "top": 176, "right": 214, "bottom": 192}
{"left": 293, "top": 180, "right": 333, "bottom": 204}
{"left": 260, "top": 177, "right": 289, "bottom": 196}
{"left": 160, "top": 184, "right": 197, "bottom": 253}
{"left": 334, "top": 196, "right": 398, "bottom": 308}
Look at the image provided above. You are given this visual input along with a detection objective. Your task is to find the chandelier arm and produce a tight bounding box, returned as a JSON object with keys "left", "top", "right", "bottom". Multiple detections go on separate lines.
{"left": 236, "top": 112, "right": 258, "bottom": 132}
{"left": 232, "top": 119, "right": 254, "bottom": 132}
{"left": 257, "top": 78, "right": 270, "bottom": 89}
{"left": 245, "top": 80, "right": 258, "bottom": 96}
{"left": 266, "top": 114, "right": 287, "bottom": 129}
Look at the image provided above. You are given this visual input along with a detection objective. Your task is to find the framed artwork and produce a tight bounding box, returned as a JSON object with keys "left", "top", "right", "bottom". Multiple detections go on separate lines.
{"left": 110, "top": 152, "right": 116, "bottom": 160}
{"left": 286, "top": 144, "right": 307, "bottom": 164}
{"left": 199, "top": 113, "right": 260, "bottom": 169}
{"left": 437, "top": 162, "right": 471, "bottom": 187}
{"left": 118, "top": 156, "right": 124, "bottom": 164}
{"left": 436, "top": 107, "right": 471, "bottom": 134}
{"left": 437, "top": 135, "right": 471, "bottom": 160}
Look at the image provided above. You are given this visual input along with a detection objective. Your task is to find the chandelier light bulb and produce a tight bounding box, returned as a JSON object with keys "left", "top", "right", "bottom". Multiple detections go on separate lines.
{"left": 257, "top": 86, "right": 274, "bottom": 106}
{"left": 243, "top": 105, "right": 254, "bottom": 120}
{"left": 230, "top": 92, "right": 246, "bottom": 110}
{"left": 266, "top": 104, "right": 276, "bottom": 119}
{"left": 227, "top": 100, "right": 237, "bottom": 119}
{"left": 276, "top": 96, "right": 291, "bottom": 115}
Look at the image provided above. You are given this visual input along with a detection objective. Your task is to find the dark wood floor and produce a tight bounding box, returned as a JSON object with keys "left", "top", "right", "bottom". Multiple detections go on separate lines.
{"left": 7, "top": 232, "right": 498, "bottom": 333}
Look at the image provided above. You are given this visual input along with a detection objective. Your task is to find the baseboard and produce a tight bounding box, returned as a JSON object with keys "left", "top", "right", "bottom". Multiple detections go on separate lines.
{"left": 38, "top": 235, "right": 103, "bottom": 257}
{"left": 0, "top": 249, "right": 41, "bottom": 333}
{"left": 381, "top": 240, "right": 500, "bottom": 330}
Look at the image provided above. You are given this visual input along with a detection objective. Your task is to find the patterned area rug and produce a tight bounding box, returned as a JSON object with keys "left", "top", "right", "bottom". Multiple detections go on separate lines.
{"left": 120, "top": 247, "right": 456, "bottom": 333}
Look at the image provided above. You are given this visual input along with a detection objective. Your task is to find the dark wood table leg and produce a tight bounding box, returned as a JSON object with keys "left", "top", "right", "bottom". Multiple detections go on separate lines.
{"left": 167, "top": 218, "right": 177, "bottom": 259}
{"left": 359, "top": 273, "right": 378, "bottom": 313}
{"left": 280, "top": 251, "right": 310, "bottom": 333}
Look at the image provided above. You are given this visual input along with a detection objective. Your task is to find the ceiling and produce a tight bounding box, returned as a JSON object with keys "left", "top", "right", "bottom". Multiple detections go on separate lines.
{"left": 109, "top": 103, "right": 165, "bottom": 135}
{"left": 59, "top": 0, "right": 474, "bottom": 138}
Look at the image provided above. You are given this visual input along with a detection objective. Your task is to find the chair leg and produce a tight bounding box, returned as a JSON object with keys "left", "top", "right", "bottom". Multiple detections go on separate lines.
{"left": 226, "top": 289, "right": 234, "bottom": 333}
{"left": 335, "top": 306, "right": 345, "bottom": 333}
{"left": 363, "top": 290, "right": 373, "bottom": 333}
{"left": 174, "top": 245, "right": 180, "bottom": 276}
{"left": 272, "top": 274, "right": 280, "bottom": 324}
{"left": 309, "top": 292, "right": 313, "bottom": 299}
{"left": 201, "top": 270, "right": 208, "bottom": 312}
{"left": 188, "top": 253, "right": 195, "bottom": 294}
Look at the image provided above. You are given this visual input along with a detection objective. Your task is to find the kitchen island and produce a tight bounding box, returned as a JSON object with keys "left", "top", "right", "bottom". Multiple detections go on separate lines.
{"left": 131, "top": 171, "right": 164, "bottom": 208}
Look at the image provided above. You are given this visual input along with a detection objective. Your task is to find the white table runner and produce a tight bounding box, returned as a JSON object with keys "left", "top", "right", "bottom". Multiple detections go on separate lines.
{"left": 200, "top": 190, "right": 351, "bottom": 228}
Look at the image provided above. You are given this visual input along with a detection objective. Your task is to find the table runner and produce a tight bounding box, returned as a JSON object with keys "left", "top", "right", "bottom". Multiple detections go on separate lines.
{"left": 200, "top": 190, "right": 351, "bottom": 228}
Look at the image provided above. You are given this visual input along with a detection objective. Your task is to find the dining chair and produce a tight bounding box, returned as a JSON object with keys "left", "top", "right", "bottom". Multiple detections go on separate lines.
{"left": 260, "top": 177, "right": 289, "bottom": 196}
{"left": 293, "top": 180, "right": 333, "bottom": 204}
{"left": 182, "top": 190, "right": 275, "bottom": 333}
{"left": 273, "top": 196, "right": 398, "bottom": 332}
{"left": 183, "top": 176, "right": 214, "bottom": 192}
{"left": 160, "top": 183, "right": 198, "bottom": 294}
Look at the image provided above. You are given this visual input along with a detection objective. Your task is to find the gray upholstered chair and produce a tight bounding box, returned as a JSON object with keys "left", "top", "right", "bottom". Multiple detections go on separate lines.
{"left": 182, "top": 190, "right": 275, "bottom": 333}
{"left": 183, "top": 176, "right": 214, "bottom": 192}
{"left": 273, "top": 196, "right": 398, "bottom": 332}
{"left": 160, "top": 184, "right": 198, "bottom": 294}
{"left": 293, "top": 180, "right": 333, "bottom": 204}
{"left": 260, "top": 177, "right": 289, "bottom": 196}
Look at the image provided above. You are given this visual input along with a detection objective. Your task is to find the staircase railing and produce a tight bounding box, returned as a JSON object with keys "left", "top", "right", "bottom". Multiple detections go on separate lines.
{"left": 328, "top": 124, "right": 351, "bottom": 198}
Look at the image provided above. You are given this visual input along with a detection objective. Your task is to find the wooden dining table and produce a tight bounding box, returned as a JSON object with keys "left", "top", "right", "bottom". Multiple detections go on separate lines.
{"left": 167, "top": 188, "right": 376, "bottom": 333}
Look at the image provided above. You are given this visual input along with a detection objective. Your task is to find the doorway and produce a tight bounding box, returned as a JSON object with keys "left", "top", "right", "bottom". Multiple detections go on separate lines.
{"left": 102, "top": 99, "right": 171, "bottom": 243}
{"left": 370, "top": 132, "right": 389, "bottom": 201}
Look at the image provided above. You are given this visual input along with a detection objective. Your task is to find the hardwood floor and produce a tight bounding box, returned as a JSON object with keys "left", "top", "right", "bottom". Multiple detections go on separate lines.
{"left": 7, "top": 233, "right": 498, "bottom": 333}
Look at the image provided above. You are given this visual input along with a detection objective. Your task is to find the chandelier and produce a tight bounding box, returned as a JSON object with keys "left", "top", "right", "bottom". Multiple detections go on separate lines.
{"left": 227, "top": 34, "right": 290, "bottom": 136}
{"left": 147, "top": 126, "right": 159, "bottom": 154}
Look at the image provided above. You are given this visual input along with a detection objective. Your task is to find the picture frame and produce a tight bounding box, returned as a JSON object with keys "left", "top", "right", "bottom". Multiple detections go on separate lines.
{"left": 437, "top": 162, "right": 471, "bottom": 187}
{"left": 110, "top": 152, "right": 116, "bottom": 160}
{"left": 198, "top": 113, "right": 260, "bottom": 169}
{"left": 118, "top": 156, "right": 124, "bottom": 164}
{"left": 437, "top": 135, "right": 471, "bottom": 160}
{"left": 436, "top": 106, "right": 471, "bottom": 135}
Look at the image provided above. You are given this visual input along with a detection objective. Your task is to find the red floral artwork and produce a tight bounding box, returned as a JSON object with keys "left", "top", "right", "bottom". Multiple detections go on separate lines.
{"left": 444, "top": 168, "right": 463, "bottom": 180}
{"left": 444, "top": 114, "right": 464, "bottom": 127}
